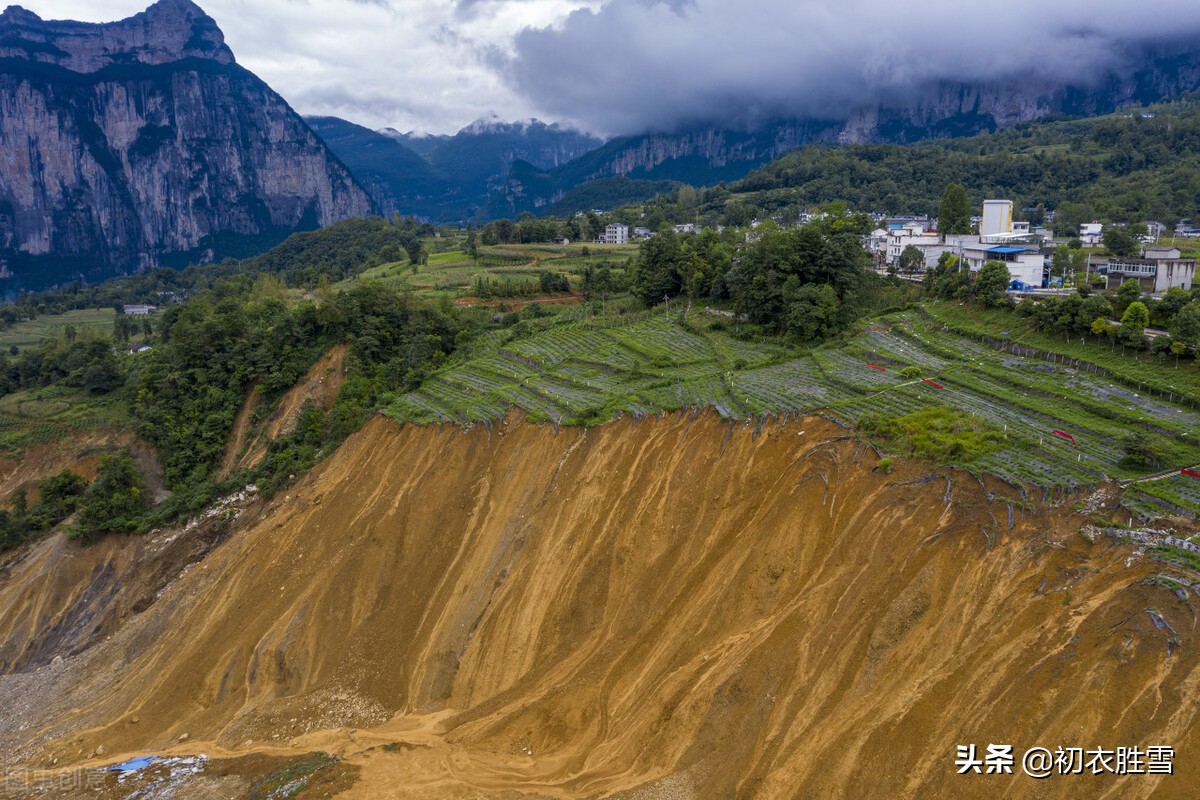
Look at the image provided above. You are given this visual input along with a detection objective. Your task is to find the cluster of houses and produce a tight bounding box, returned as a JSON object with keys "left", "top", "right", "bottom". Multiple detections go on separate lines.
{"left": 591, "top": 223, "right": 706, "bottom": 244}
{"left": 870, "top": 200, "right": 1196, "bottom": 295}
{"left": 581, "top": 202, "right": 1197, "bottom": 296}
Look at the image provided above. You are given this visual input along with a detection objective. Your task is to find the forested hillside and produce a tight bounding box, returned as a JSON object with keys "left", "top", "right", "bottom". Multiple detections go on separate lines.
{"left": 729, "top": 100, "right": 1200, "bottom": 227}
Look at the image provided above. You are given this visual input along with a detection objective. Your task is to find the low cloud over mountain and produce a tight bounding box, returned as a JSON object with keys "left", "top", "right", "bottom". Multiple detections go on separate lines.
{"left": 504, "top": 0, "right": 1200, "bottom": 135}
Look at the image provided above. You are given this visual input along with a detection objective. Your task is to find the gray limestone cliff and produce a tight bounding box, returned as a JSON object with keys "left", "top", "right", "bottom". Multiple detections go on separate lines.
{"left": 0, "top": 0, "right": 375, "bottom": 287}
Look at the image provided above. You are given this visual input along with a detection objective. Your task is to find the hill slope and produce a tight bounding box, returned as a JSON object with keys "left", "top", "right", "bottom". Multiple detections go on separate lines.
{"left": 0, "top": 412, "right": 1195, "bottom": 798}
{"left": 305, "top": 117, "right": 447, "bottom": 218}
{"left": 312, "top": 115, "right": 603, "bottom": 222}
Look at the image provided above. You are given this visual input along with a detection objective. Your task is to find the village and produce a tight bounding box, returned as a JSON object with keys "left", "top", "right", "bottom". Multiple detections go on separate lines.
{"left": 871, "top": 201, "right": 1197, "bottom": 295}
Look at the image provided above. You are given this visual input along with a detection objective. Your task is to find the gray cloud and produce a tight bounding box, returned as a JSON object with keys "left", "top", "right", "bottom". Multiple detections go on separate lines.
{"left": 16, "top": 0, "right": 595, "bottom": 134}
{"left": 503, "top": 0, "right": 1200, "bottom": 136}
{"left": 14, "top": 0, "right": 1200, "bottom": 136}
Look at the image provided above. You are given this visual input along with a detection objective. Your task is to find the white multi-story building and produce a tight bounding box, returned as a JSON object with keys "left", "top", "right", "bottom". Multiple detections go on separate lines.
{"left": 601, "top": 223, "right": 629, "bottom": 244}
{"left": 1079, "top": 222, "right": 1104, "bottom": 246}
{"left": 885, "top": 222, "right": 940, "bottom": 267}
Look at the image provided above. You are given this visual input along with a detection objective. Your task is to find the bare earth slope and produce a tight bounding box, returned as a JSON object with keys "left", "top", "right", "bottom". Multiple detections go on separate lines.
{"left": 0, "top": 412, "right": 1196, "bottom": 798}
{"left": 220, "top": 344, "right": 349, "bottom": 477}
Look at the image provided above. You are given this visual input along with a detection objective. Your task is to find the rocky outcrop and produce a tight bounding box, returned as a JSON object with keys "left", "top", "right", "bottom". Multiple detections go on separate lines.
{"left": 0, "top": 1, "right": 375, "bottom": 288}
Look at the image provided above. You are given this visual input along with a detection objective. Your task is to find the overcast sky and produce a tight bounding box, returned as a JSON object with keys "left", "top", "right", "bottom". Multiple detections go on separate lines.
{"left": 15, "top": 0, "right": 1200, "bottom": 137}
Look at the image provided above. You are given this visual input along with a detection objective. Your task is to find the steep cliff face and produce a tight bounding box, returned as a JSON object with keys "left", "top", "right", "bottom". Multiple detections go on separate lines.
{"left": 0, "top": 1, "right": 374, "bottom": 288}
{"left": 852, "top": 47, "right": 1200, "bottom": 144}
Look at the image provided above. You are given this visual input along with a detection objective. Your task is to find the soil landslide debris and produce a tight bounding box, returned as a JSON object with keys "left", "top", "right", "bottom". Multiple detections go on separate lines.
{"left": 0, "top": 411, "right": 1197, "bottom": 798}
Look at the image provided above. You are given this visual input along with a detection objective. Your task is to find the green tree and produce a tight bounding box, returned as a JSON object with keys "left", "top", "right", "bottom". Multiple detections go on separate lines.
{"left": 26, "top": 469, "right": 87, "bottom": 529}
{"left": 973, "top": 261, "right": 1010, "bottom": 305}
{"left": 1118, "top": 300, "right": 1150, "bottom": 344}
{"left": 11, "top": 487, "right": 27, "bottom": 518}
{"left": 1077, "top": 295, "right": 1113, "bottom": 333}
{"left": 404, "top": 239, "right": 426, "bottom": 266}
{"left": 633, "top": 228, "right": 684, "bottom": 306}
{"left": 783, "top": 280, "right": 840, "bottom": 340}
{"left": 1153, "top": 286, "right": 1192, "bottom": 324}
{"left": 899, "top": 244, "right": 925, "bottom": 273}
{"left": 1170, "top": 302, "right": 1200, "bottom": 354}
{"left": 1103, "top": 226, "right": 1139, "bottom": 257}
{"left": 75, "top": 453, "right": 150, "bottom": 539}
{"left": 1116, "top": 279, "right": 1142, "bottom": 314}
{"left": 82, "top": 362, "right": 118, "bottom": 394}
{"left": 1121, "top": 431, "right": 1165, "bottom": 468}
{"left": 1051, "top": 245, "right": 1072, "bottom": 279}
{"left": 938, "top": 184, "right": 971, "bottom": 236}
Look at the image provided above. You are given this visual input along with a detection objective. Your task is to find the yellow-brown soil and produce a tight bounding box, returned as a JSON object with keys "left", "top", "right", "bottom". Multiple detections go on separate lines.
{"left": 220, "top": 344, "right": 348, "bottom": 476}
{"left": 0, "top": 430, "right": 131, "bottom": 505}
{"left": 0, "top": 412, "right": 1197, "bottom": 799}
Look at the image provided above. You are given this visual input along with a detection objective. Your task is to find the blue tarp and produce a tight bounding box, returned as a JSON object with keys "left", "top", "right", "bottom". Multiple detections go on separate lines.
{"left": 986, "top": 246, "right": 1028, "bottom": 254}
{"left": 106, "top": 756, "right": 156, "bottom": 772}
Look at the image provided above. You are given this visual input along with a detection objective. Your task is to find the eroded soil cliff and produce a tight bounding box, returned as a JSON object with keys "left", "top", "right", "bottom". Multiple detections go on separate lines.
{"left": 0, "top": 412, "right": 1195, "bottom": 798}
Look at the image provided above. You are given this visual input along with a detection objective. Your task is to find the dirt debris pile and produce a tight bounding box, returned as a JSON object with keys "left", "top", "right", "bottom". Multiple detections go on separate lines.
{"left": 0, "top": 411, "right": 1197, "bottom": 798}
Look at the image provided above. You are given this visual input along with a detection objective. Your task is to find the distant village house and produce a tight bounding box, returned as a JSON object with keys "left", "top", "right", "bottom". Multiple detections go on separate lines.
{"left": 1103, "top": 247, "right": 1195, "bottom": 293}
{"left": 600, "top": 223, "right": 629, "bottom": 245}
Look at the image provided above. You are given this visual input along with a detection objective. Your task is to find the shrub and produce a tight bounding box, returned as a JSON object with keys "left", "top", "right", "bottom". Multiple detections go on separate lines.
{"left": 1121, "top": 432, "right": 1165, "bottom": 469}
{"left": 74, "top": 453, "right": 150, "bottom": 540}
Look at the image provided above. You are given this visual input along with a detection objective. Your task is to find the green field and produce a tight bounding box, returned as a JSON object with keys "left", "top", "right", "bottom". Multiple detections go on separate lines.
{"left": 338, "top": 243, "right": 640, "bottom": 300}
{"left": 0, "top": 383, "right": 130, "bottom": 456}
{"left": 7, "top": 240, "right": 1197, "bottom": 524}
{"left": 385, "top": 302, "right": 1200, "bottom": 513}
{"left": 0, "top": 308, "right": 116, "bottom": 354}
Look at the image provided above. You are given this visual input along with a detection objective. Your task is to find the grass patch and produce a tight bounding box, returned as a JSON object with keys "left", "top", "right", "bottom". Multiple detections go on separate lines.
{"left": 1152, "top": 544, "right": 1200, "bottom": 574}
{"left": 0, "top": 308, "right": 116, "bottom": 354}
{"left": 861, "top": 405, "right": 1005, "bottom": 462}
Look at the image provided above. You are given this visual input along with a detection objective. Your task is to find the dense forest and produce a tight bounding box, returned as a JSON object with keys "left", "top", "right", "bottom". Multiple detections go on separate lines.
{"left": 0, "top": 217, "right": 434, "bottom": 332}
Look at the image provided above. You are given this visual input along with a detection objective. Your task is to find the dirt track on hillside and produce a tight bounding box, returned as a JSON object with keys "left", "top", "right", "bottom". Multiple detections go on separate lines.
{"left": 0, "top": 412, "right": 1197, "bottom": 798}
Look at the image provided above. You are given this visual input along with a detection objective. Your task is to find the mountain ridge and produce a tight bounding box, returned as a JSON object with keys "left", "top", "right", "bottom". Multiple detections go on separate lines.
{"left": 0, "top": 1, "right": 375, "bottom": 288}
{"left": 311, "top": 113, "right": 602, "bottom": 222}
{"left": 491, "top": 45, "right": 1200, "bottom": 216}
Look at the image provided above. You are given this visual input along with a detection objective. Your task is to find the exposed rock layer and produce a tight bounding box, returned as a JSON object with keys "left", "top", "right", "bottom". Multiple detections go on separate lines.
{"left": 0, "top": 1, "right": 374, "bottom": 287}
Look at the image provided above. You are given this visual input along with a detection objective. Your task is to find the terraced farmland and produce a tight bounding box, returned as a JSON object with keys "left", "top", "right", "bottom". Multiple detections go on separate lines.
{"left": 385, "top": 305, "right": 1200, "bottom": 505}
{"left": 1123, "top": 474, "right": 1200, "bottom": 520}
{"left": 0, "top": 383, "right": 130, "bottom": 457}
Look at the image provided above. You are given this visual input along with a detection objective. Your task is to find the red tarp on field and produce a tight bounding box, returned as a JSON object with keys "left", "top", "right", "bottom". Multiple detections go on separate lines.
{"left": 921, "top": 378, "right": 944, "bottom": 389}
{"left": 1182, "top": 468, "right": 1200, "bottom": 480}
{"left": 1051, "top": 429, "right": 1076, "bottom": 444}
{"left": 866, "top": 363, "right": 887, "bottom": 371}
